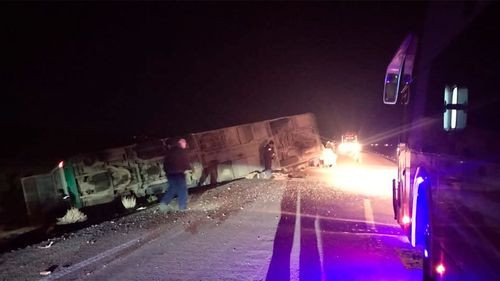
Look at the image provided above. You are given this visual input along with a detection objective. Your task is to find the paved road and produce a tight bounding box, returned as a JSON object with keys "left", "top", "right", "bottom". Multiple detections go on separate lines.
{"left": 71, "top": 152, "right": 422, "bottom": 281}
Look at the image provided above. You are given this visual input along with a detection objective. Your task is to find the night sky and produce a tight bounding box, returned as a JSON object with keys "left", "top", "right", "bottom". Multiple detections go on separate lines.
{"left": 1, "top": 2, "right": 426, "bottom": 164}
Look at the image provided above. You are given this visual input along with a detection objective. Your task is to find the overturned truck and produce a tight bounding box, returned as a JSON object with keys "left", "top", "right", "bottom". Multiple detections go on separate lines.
{"left": 21, "top": 113, "right": 322, "bottom": 220}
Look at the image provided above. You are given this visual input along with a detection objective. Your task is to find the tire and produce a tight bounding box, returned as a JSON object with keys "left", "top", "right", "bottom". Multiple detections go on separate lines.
{"left": 421, "top": 186, "right": 435, "bottom": 281}
{"left": 423, "top": 232, "right": 436, "bottom": 281}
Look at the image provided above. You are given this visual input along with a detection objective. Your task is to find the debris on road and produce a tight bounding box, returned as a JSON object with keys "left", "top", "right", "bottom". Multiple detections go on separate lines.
{"left": 287, "top": 170, "right": 307, "bottom": 178}
{"left": 245, "top": 171, "right": 262, "bottom": 179}
{"left": 39, "top": 264, "right": 58, "bottom": 276}
{"left": 56, "top": 207, "right": 88, "bottom": 225}
{"left": 271, "top": 172, "right": 288, "bottom": 180}
{"left": 37, "top": 241, "right": 54, "bottom": 249}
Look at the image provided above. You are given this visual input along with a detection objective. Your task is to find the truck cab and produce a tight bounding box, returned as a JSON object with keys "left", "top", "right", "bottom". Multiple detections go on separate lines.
{"left": 383, "top": 2, "right": 500, "bottom": 280}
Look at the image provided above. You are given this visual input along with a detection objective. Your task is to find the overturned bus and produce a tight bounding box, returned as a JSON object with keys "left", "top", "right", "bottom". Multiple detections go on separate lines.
{"left": 21, "top": 113, "right": 322, "bottom": 219}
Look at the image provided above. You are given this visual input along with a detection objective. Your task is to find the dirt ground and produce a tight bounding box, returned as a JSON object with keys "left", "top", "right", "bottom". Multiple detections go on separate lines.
{"left": 0, "top": 179, "right": 280, "bottom": 281}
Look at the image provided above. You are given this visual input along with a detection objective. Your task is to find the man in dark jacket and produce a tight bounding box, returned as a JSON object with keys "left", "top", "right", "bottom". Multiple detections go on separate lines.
{"left": 160, "top": 138, "right": 191, "bottom": 212}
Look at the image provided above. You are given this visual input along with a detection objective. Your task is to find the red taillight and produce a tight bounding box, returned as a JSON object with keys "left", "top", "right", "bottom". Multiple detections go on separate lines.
{"left": 58, "top": 161, "right": 64, "bottom": 168}
{"left": 436, "top": 263, "right": 446, "bottom": 275}
{"left": 402, "top": 215, "right": 411, "bottom": 225}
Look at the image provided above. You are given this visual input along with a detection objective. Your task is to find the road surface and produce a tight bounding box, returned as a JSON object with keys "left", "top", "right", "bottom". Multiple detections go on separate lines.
{"left": 67, "top": 152, "right": 421, "bottom": 281}
{"left": 0, "top": 152, "right": 423, "bottom": 281}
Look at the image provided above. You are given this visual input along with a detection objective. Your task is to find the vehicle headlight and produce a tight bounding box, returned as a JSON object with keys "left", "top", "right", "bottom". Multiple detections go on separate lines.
{"left": 339, "top": 143, "right": 348, "bottom": 153}
{"left": 353, "top": 142, "right": 362, "bottom": 153}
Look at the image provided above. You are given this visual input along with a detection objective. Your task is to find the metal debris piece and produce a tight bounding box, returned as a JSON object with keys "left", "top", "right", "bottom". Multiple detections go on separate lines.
{"left": 38, "top": 241, "right": 54, "bottom": 249}
{"left": 39, "top": 271, "right": 51, "bottom": 276}
{"left": 40, "top": 265, "right": 58, "bottom": 276}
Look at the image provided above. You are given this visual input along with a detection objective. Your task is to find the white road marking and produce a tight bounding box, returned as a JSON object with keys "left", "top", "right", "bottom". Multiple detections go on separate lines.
{"left": 322, "top": 216, "right": 399, "bottom": 228}
{"left": 39, "top": 227, "right": 185, "bottom": 281}
{"left": 363, "top": 199, "right": 376, "bottom": 230}
{"left": 322, "top": 230, "right": 407, "bottom": 239}
{"left": 290, "top": 188, "right": 301, "bottom": 281}
{"left": 314, "top": 214, "right": 326, "bottom": 281}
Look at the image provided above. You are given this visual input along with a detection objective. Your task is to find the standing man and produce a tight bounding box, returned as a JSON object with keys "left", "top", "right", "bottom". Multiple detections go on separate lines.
{"left": 160, "top": 138, "right": 191, "bottom": 212}
{"left": 197, "top": 154, "right": 219, "bottom": 187}
{"left": 263, "top": 140, "right": 276, "bottom": 178}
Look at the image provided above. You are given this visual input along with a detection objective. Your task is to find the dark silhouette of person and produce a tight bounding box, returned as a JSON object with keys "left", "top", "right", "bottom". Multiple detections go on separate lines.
{"left": 197, "top": 154, "right": 218, "bottom": 187}
{"left": 160, "top": 138, "right": 191, "bottom": 212}
{"left": 263, "top": 140, "right": 276, "bottom": 172}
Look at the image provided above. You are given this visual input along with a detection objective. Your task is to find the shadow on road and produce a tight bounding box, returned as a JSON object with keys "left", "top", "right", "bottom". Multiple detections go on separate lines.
{"left": 265, "top": 183, "right": 322, "bottom": 281}
{"left": 265, "top": 183, "right": 297, "bottom": 280}
{"left": 265, "top": 180, "right": 421, "bottom": 281}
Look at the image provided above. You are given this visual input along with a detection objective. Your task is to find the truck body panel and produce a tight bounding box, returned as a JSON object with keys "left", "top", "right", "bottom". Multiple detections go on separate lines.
{"left": 386, "top": 2, "right": 500, "bottom": 279}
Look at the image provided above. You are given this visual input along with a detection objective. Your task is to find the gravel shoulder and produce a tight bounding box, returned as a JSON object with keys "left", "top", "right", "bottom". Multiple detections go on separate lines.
{"left": 0, "top": 179, "right": 281, "bottom": 281}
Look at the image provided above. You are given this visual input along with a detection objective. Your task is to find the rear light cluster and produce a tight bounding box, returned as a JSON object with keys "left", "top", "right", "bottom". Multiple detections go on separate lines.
{"left": 402, "top": 215, "right": 411, "bottom": 225}
{"left": 436, "top": 263, "right": 446, "bottom": 275}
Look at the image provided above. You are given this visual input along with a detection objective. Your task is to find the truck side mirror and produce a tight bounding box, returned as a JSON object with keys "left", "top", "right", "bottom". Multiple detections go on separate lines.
{"left": 443, "top": 85, "right": 468, "bottom": 131}
{"left": 383, "top": 34, "right": 417, "bottom": 105}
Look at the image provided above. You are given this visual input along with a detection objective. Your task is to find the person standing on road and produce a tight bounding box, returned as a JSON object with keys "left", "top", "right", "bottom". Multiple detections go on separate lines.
{"left": 160, "top": 138, "right": 191, "bottom": 212}
{"left": 197, "top": 154, "right": 219, "bottom": 187}
{"left": 263, "top": 140, "right": 276, "bottom": 177}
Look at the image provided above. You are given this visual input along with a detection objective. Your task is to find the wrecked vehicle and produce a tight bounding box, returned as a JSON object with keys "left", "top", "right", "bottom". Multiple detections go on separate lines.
{"left": 21, "top": 113, "right": 322, "bottom": 221}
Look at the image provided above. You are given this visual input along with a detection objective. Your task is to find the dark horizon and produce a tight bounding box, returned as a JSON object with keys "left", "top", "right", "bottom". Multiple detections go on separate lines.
{"left": 1, "top": 2, "right": 427, "bottom": 164}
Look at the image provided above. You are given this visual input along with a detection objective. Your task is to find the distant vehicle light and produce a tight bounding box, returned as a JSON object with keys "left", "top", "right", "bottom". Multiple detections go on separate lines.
{"left": 424, "top": 249, "right": 428, "bottom": 258}
{"left": 339, "top": 142, "right": 361, "bottom": 155}
{"left": 58, "top": 161, "right": 64, "bottom": 168}
{"left": 385, "top": 143, "right": 389, "bottom": 147}
{"left": 353, "top": 142, "right": 362, "bottom": 152}
{"left": 339, "top": 143, "right": 348, "bottom": 153}
{"left": 436, "top": 264, "right": 446, "bottom": 275}
{"left": 402, "top": 215, "right": 411, "bottom": 225}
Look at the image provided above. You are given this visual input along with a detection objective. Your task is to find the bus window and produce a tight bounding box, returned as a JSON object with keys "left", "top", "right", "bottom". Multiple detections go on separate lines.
{"left": 134, "top": 140, "right": 166, "bottom": 160}
{"left": 294, "top": 114, "right": 314, "bottom": 128}
{"left": 238, "top": 125, "right": 254, "bottom": 144}
{"left": 198, "top": 131, "right": 226, "bottom": 151}
{"left": 225, "top": 127, "right": 240, "bottom": 147}
{"left": 270, "top": 118, "right": 292, "bottom": 135}
{"left": 253, "top": 122, "right": 268, "bottom": 139}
